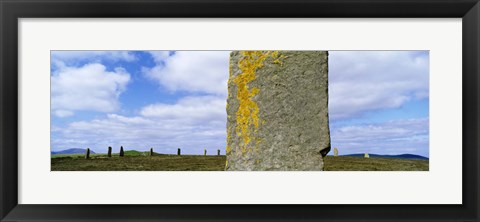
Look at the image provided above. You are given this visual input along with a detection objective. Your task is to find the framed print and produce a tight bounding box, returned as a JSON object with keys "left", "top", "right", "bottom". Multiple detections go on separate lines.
{"left": 1, "top": 0, "right": 479, "bottom": 221}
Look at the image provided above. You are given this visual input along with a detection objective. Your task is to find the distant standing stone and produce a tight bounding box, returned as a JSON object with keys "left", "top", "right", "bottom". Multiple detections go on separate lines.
{"left": 177, "top": 148, "right": 181, "bottom": 156}
{"left": 85, "top": 148, "right": 90, "bottom": 159}
{"left": 364, "top": 153, "right": 369, "bottom": 158}
{"left": 107, "top": 146, "right": 112, "bottom": 157}
{"left": 119, "top": 146, "right": 124, "bottom": 157}
{"left": 226, "top": 51, "right": 330, "bottom": 171}
{"left": 204, "top": 149, "right": 207, "bottom": 156}
{"left": 334, "top": 148, "right": 339, "bottom": 157}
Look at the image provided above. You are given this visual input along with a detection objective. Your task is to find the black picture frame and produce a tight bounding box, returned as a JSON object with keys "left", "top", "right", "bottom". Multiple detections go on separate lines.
{"left": 1, "top": 0, "right": 479, "bottom": 221}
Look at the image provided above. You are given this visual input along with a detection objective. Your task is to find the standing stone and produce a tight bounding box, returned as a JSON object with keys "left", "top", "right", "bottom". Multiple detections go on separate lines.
{"left": 108, "top": 146, "right": 112, "bottom": 157}
{"left": 85, "top": 148, "right": 90, "bottom": 159}
{"left": 177, "top": 148, "right": 181, "bottom": 156}
{"left": 150, "top": 148, "right": 154, "bottom": 156}
{"left": 226, "top": 51, "right": 330, "bottom": 171}
{"left": 119, "top": 146, "right": 124, "bottom": 157}
{"left": 217, "top": 149, "right": 220, "bottom": 156}
{"left": 334, "top": 148, "right": 339, "bottom": 157}
{"left": 204, "top": 149, "right": 207, "bottom": 156}
{"left": 364, "top": 153, "right": 369, "bottom": 158}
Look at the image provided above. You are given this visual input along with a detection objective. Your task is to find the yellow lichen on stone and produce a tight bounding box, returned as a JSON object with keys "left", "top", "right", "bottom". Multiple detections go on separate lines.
{"left": 271, "top": 51, "right": 279, "bottom": 58}
{"left": 226, "top": 125, "right": 232, "bottom": 154}
{"left": 241, "top": 146, "right": 247, "bottom": 154}
{"left": 234, "top": 51, "right": 270, "bottom": 152}
{"left": 273, "top": 58, "right": 282, "bottom": 65}
{"left": 271, "top": 51, "right": 288, "bottom": 66}
{"left": 230, "top": 51, "right": 286, "bottom": 155}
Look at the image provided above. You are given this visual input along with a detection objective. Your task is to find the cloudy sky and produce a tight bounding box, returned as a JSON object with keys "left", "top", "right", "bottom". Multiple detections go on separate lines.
{"left": 51, "top": 51, "right": 429, "bottom": 157}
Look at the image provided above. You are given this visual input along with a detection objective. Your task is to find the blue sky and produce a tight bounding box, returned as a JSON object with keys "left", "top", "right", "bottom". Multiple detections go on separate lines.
{"left": 51, "top": 51, "right": 429, "bottom": 157}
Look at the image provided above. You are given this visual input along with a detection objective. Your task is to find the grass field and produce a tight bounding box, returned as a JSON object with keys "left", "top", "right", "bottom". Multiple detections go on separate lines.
{"left": 51, "top": 152, "right": 226, "bottom": 171}
{"left": 51, "top": 152, "right": 428, "bottom": 171}
{"left": 323, "top": 156, "right": 428, "bottom": 171}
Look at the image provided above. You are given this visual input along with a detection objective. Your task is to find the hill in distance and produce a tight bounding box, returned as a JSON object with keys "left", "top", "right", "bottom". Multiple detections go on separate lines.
{"left": 51, "top": 148, "right": 96, "bottom": 155}
{"left": 123, "top": 150, "right": 154, "bottom": 156}
{"left": 341, "top": 153, "right": 428, "bottom": 160}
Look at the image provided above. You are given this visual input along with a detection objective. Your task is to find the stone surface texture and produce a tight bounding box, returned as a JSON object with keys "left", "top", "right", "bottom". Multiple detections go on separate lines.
{"left": 226, "top": 51, "right": 330, "bottom": 171}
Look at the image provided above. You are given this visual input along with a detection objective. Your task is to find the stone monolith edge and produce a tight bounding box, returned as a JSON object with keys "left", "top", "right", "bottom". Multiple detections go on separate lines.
{"left": 226, "top": 51, "right": 330, "bottom": 171}
{"left": 334, "top": 148, "right": 339, "bottom": 157}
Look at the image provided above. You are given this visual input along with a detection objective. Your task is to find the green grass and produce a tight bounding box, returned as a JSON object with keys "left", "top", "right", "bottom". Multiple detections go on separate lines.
{"left": 51, "top": 153, "right": 87, "bottom": 158}
{"left": 51, "top": 153, "right": 226, "bottom": 171}
{"left": 51, "top": 152, "right": 428, "bottom": 171}
{"left": 323, "top": 156, "right": 429, "bottom": 171}
{"left": 123, "top": 150, "right": 149, "bottom": 156}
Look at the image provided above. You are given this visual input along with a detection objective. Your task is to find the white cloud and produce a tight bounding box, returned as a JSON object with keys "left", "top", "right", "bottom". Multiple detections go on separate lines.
{"left": 51, "top": 63, "right": 131, "bottom": 117}
{"left": 329, "top": 51, "right": 429, "bottom": 120}
{"left": 54, "top": 110, "right": 74, "bottom": 118}
{"left": 140, "top": 95, "right": 226, "bottom": 123}
{"left": 51, "top": 51, "right": 137, "bottom": 64}
{"left": 51, "top": 96, "right": 227, "bottom": 154}
{"left": 331, "top": 118, "right": 429, "bottom": 156}
{"left": 143, "top": 51, "right": 230, "bottom": 95}
{"left": 148, "top": 51, "right": 171, "bottom": 63}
